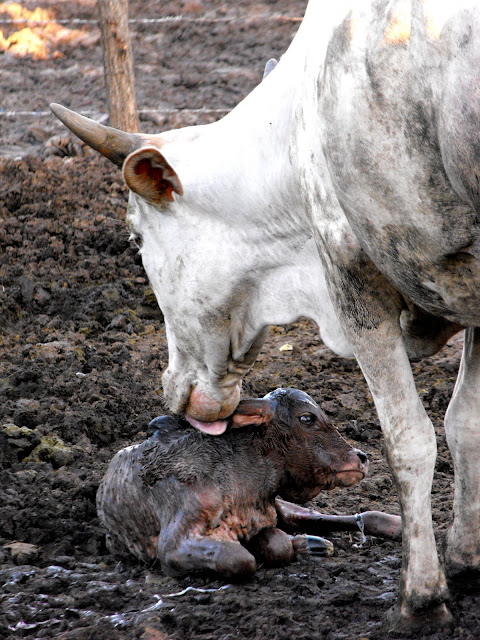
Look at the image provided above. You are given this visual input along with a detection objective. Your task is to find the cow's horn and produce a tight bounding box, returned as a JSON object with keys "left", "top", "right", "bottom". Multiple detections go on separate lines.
{"left": 50, "top": 103, "right": 142, "bottom": 167}
{"left": 263, "top": 58, "right": 278, "bottom": 80}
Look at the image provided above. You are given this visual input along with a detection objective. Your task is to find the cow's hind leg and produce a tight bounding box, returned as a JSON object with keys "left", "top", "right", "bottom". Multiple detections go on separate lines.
{"left": 444, "top": 327, "right": 480, "bottom": 577}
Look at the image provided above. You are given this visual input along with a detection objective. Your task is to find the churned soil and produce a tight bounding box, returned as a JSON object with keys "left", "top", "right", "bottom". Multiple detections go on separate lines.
{"left": 1, "top": 1, "right": 480, "bottom": 639}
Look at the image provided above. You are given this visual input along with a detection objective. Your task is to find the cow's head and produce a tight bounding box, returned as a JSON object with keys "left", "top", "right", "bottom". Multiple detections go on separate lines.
{"left": 50, "top": 97, "right": 350, "bottom": 435}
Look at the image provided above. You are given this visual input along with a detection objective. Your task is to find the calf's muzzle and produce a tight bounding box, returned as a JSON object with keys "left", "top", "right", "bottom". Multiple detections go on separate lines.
{"left": 334, "top": 447, "right": 369, "bottom": 487}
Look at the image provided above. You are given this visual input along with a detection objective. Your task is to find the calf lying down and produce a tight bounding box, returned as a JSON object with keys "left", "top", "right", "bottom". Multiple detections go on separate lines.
{"left": 97, "top": 388, "right": 400, "bottom": 578}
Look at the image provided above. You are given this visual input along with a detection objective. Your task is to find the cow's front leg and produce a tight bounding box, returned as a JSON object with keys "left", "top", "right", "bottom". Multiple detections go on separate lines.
{"left": 444, "top": 327, "right": 480, "bottom": 577}
{"left": 353, "top": 330, "right": 450, "bottom": 628}
{"left": 321, "top": 253, "right": 450, "bottom": 629}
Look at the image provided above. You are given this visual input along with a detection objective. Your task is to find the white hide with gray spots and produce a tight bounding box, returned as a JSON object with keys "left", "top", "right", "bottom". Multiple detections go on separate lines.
{"left": 292, "top": 0, "right": 480, "bottom": 627}
{"left": 51, "top": 0, "right": 480, "bottom": 629}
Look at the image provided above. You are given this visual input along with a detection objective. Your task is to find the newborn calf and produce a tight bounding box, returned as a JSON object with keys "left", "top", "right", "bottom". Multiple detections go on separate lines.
{"left": 97, "top": 388, "right": 368, "bottom": 578}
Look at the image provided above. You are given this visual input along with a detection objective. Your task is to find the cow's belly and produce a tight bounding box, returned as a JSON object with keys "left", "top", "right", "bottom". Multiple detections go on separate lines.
{"left": 350, "top": 221, "right": 480, "bottom": 325}
{"left": 321, "top": 157, "right": 480, "bottom": 325}
{"left": 327, "top": 153, "right": 480, "bottom": 324}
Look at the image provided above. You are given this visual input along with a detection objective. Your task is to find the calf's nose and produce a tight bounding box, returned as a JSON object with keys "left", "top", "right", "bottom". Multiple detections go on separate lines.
{"left": 354, "top": 449, "right": 368, "bottom": 466}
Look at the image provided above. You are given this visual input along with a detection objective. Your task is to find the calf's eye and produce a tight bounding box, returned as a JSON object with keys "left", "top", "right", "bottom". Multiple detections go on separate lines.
{"left": 299, "top": 414, "right": 315, "bottom": 424}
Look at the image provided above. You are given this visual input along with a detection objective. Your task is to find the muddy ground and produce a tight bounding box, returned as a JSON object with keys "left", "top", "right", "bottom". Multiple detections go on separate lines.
{"left": 1, "top": 1, "right": 480, "bottom": 639}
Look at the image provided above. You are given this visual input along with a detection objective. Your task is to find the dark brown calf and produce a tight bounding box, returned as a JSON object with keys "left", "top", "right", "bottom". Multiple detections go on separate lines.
{"left": 97, "top": 388, "right": 368, "bottom": 579}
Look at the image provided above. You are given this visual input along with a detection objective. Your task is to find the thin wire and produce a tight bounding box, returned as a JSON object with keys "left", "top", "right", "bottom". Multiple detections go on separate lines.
{"left": 0, "top": 12, "right": 299, "bottom": 119}
{"left": 0, "top": 107, "right": 231, "bottom": 118}
{"left": 0, "top": 15, "right": 302, "bottom": 26}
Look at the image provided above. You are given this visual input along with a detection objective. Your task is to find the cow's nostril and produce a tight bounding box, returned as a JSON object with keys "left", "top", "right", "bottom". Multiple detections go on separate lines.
{"left": 354, "top": 449, "right": 368, "bottom": 465}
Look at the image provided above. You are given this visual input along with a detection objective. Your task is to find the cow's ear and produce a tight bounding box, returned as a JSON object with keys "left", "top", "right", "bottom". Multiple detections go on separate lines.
{"left": 231, "top": 399, "right": 274, "bottom": 427}
{"left": 123, "top": 147, "right": 183, "bottom": 205}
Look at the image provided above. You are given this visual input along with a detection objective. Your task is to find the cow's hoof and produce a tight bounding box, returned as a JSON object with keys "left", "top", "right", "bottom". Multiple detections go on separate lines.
{"left": 385, "top": 602, "right": 452, "bottom": 635}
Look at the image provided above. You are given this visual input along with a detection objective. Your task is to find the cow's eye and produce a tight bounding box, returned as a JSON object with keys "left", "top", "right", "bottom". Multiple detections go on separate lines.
{"left": 299, "top": 413, "right": 315, "bottom": 424}
{"left": 131, "top": 233, "right": 143, "bottom": 249}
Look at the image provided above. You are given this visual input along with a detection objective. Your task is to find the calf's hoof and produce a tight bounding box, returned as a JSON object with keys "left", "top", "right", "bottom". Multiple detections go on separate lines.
{"left": 212, "top": 546, "right": 257, "bottom": 580}
{"left": 292, "top": 534, "right": 334, "bottom": 557}
{"left": 385, "top": 601, "right": 452, "bottom": 635}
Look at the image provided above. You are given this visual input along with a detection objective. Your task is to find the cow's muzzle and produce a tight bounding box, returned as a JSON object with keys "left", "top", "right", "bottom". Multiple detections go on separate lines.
{"left": 183, "top": 384, "right": 241, "bottom": 435}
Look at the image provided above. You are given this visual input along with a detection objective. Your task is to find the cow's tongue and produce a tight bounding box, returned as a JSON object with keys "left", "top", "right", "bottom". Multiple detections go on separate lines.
{"left": 185, "top": 415, "right": 228, "bottom": 435}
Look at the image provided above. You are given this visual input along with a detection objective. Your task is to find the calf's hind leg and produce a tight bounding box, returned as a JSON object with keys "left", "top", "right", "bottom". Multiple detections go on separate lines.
{"left": 444, "top": 327, "right": 480, "bottom": 576}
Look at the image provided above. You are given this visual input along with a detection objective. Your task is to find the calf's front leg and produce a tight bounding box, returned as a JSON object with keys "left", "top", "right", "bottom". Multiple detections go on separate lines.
{"left": 247, "top": 527, "right": 295, "bottom": 566}
{"left": 246, "top": 526, "right": 334, "bottom": 566}
{"left": 159, "top": 535, "right": 257, "bottom": 580}
{"left": 275, "top": 498, "right": 402, "bottom": 541}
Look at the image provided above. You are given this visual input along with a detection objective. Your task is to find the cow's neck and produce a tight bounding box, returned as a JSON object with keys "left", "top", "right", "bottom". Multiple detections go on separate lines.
{"left": 157, "top": 16, "right": 352, "bottom": 357}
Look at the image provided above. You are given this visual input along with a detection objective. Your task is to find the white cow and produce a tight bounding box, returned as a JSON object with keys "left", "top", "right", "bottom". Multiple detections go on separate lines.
{"left": 52, "top": 0, "right": 480, "bottom": 630}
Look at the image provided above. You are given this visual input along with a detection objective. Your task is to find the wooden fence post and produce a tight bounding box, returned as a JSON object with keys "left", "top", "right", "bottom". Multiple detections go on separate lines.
{"left": 97, "top": 0, "right": 139, "bottom": 132}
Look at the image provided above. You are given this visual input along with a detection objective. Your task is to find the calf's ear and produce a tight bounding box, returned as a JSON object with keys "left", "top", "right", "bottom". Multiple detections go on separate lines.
{"left": 231, "top": 399, "right": 274, "bottom": 427}
{"left": 123, "top": 147, "right": 183, "bottom": 206}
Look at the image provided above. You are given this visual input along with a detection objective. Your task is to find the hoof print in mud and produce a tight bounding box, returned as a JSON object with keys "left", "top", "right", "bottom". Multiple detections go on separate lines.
{"left": 97, "top": 388, "right": 368, "bottom": 578}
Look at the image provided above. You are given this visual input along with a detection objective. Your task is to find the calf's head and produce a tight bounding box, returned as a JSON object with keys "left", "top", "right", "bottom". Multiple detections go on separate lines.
{"left": 234, "top": 388, "right": 368, "bottom": 503}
